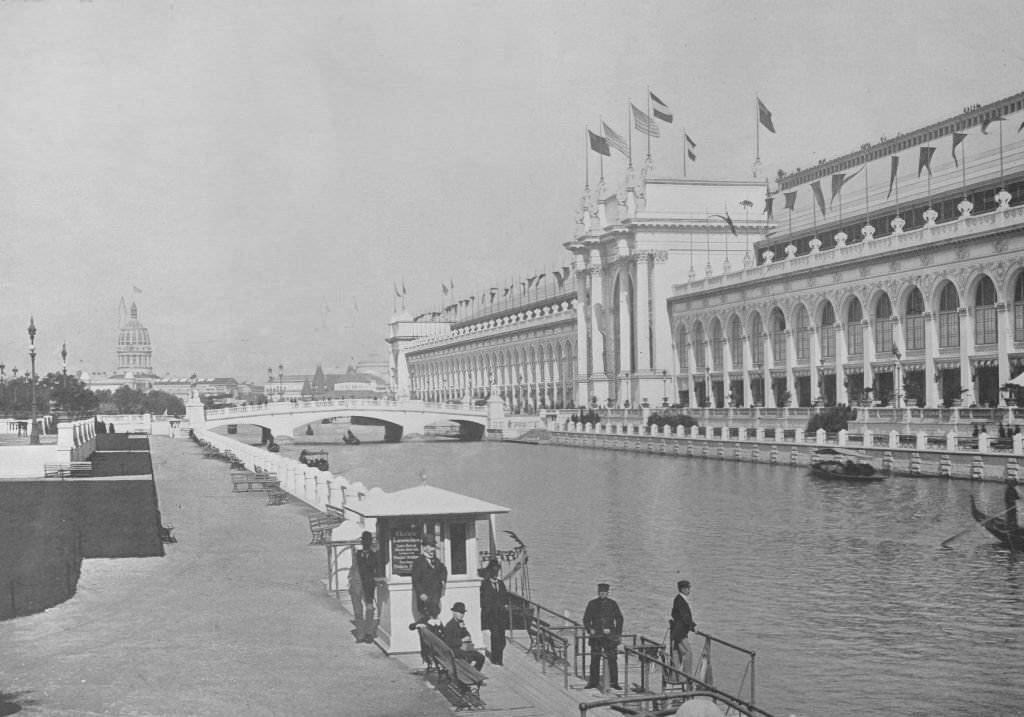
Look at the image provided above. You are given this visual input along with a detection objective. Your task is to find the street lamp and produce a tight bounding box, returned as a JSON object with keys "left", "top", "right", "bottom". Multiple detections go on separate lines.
{"left": 817, "top": 358, "right": 826, "bottom": 406}
{"left": 624, "top": 370, "right": 631, "bottom": 408}
{"left": 28, "top": 317, "right": 39, "bottom": 444}
{"left": 61, "top": 342, "right": 68, "bottom": 390}
{"left": 278, "top": 364, "right": 284, "bottom": 401}
{"left": 893, "top": 347, "right": 903, "bottom": 409}
{"left": 705, "top": 366, "right": 712, "bottom": 407}
{"left": 661, "top": 370, "right": 669, "bottom": 406}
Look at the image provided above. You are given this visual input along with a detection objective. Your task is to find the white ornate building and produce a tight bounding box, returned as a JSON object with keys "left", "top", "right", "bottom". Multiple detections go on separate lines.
{"left": 391, "top": 90, "right": 1024, "bottom": 413}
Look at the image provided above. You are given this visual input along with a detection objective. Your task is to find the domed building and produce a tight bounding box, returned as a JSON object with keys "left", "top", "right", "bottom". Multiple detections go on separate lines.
{"left": 84, "top": 301, "right": 161, "bottom": 394}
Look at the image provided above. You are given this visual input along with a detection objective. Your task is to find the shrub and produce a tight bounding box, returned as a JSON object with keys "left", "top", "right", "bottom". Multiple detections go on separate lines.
{"left": 805, "top": 404, "right": 857, "bottom": 434}
{"left": 646, "top": 412, "right": 700, "bottom": 431}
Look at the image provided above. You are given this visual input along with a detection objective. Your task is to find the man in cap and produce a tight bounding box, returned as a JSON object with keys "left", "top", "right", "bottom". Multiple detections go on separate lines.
{"left": 582, "top": 582, "right": 624, "bottom": 690}
{"left": 1005, "top": 476, "right": 1020, "bottom": 528}
{"left": 669, "top": 580, "right": 697, "bottom": 678}
{"left": 410, "top": 535, "right": 448, "bottom": 622}
{"left": 354, "top": 530, "right": 378, "bottom": 643}
{"left": 444, "top": 602, "right": 485, "bottom": 671}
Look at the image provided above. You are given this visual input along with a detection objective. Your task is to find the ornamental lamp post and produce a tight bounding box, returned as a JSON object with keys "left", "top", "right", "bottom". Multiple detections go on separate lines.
{"left": 28, "top": 317, "right": 39, "bottom": 444}
{"left": 61, "top": 342, "right": 68, "bottom": 389}
{"left": 662, "top": 370, "right": 669, "bottom": 406}
{"left": 893, "top": 347, "right": 903, "bottom": 409}
{"left": 278, "top": 364, "right": 284, "bottom": 401}
{"left": 818, "top": 358, "right": 826, "bottom": 406}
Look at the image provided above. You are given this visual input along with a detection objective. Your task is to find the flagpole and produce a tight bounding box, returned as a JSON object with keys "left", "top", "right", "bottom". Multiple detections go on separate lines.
{"left": 646, "top": 87, "right": 652, "bottom": 164}
{"left": 598, "top": 116, "right": 605, "bottom": 182}
{"left": 755, "top": 97, "right": 760, "bottom": 168}
{"left": 864, "top": 163, "right": 870, "bottom": 228}
{"left": 1000, "top": 117, "right": 1006, "bottom": 190}
{"left": 627, "top": 101, "right": 633, "bottom": 170}
{"left": 682, "top": 127, "right": 687, "bottom": 178}
{"left": 961, "top": 139, "right": 967, "bottom": 199}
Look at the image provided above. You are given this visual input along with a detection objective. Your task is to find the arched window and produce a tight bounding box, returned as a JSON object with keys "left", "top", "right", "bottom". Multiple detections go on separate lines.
{"left": 820, "top": 302, "right": 836, "bottom": 358}
{"left": 874, "top": 294, "right": 895, "bottom": 354}
{"left": 846, "top": 299, "right": 864, "bottom": 355}
{"left": 905, "top": 288, "right": 925, "bottom": 351}
{"left": 710, "top": 321, "right": 724, "bottom": 370}
{"left": 750, "top": 314, "right": 765, "bottom": 366}
{"left": 795, "top": 306, "right": 810, "bottom": 361}
{"left": 728, "top": 317, "right": 744, "bottom": 367}
{"left": 938, "top": 283, "right": 960, "bottom": 348}
{"left": 1014, "top": 273, "right": 1024, "bottom": 342}
{"left": 693, "top": 323, "right": 707, "bottom": 369}
{"left": 974, "top": 276, "right": 998, "bottom": 346}
{"left": 769, "top": 309, "right": 787, "bottom": 364}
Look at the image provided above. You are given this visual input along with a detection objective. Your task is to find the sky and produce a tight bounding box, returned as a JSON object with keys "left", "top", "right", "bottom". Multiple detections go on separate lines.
{"left": 1, "top": 0, "right": 1023, "bottom": 384}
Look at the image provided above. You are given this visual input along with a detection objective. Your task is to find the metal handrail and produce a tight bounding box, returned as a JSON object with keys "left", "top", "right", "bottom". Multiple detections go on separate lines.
{"left": 578, "top": 690, "right": 778, "bottom": 717}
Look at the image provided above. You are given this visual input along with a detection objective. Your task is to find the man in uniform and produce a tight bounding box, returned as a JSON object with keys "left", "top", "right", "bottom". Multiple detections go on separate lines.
{"left": 669, "top": 579, "right": 697, "bottom": 678}
{"left": 443, "top": 601, "right": 485, "bottom": 671}
{"left": 410, "top": 535, "right": 447, "bottom": 621}
{"left": 582, "top": 582, "right": 623, "bottom": 690}
{"left": 354, "top": 530, "right": 378, "bottom": 643}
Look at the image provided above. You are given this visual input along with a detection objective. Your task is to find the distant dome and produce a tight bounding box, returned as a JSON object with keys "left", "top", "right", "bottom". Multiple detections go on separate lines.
{"left": 117, "top": 301, "right": 153, "bottom": 375}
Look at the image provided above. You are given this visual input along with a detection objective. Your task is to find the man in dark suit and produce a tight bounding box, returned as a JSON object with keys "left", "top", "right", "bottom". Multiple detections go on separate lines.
{"left": 410, "top": 536, "right": 447, "bottom": 621}
{"left": 583, "top": 582, "right": 623, "bottom": 690}
{"left": 670, "top": 579, "right": 697, "bottom": 677}
{"left": 479, "top": 558, "right": 510, "bottom": 665}
{"left": 443, "top": 602, "right": 485, "bottom": 670}
{"left": 353, "top": 530, "right": 378, "bottom": 643}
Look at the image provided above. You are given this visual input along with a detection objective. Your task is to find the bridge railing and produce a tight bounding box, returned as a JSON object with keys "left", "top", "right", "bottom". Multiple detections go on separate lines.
{"left": 204, "top": 398, "right": 487, "bottom": 421}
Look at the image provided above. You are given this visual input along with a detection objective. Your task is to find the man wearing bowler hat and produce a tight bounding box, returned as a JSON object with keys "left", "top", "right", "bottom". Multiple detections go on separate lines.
{"left": 583, "top": 582, "right": 623, "bottom": 690}
{"left": 444, "top": 602, "right": 485, "bottom": 671}
{"left": 670, "top": 579, "right": 697, "bottom": 678}
{"left": 411, "top": 535, "right": 447, "bottom": 621}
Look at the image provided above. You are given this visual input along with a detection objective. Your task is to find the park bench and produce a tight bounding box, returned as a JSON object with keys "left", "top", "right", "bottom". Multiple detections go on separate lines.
{"left": 307, "top": 512, "right": 343, "bottom": 545}
{"left": 416, "top": 625, "right": 486, "bottom": 710}
{"left": 159, "top": 523, "right": 177, "bottom": 543}
{"left": 43, "top": 461, "right": 92, "bottom": 479}
{"left": 265, "top": 486, "right": 289, "bottom": 505}
{"left": 526, "top": 613, "right": 571, "bottom": 667}
{"left": 230, "top": 470, "right": 279, "bottom": 493}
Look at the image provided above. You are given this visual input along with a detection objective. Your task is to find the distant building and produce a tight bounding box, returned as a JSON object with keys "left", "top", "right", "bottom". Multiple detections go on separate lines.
{"left": 83, "top": 301, "right": 161, "bottom": 394}
{"left": 264, "top": 364, "right": 387, "bottom": 401}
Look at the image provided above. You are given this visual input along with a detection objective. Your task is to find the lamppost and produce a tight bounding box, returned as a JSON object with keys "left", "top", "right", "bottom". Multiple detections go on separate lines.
{"left": 661, "top": 370, "right": 669, "bottom": 406}
{"left": 61, "top": 342, "right": 68, "bottom": 390}
{"left": 624, "top": 370, "right": 631, "bottom": 408}
{"left": 278, "top": 364, "right": 284, "bottom": 401}
{"left": 817, "top": 358, "right": 826, "bottom": 406}
{"left": 28, "top": 317, "right": 39, "bottom": 444}
{"left": 704, "top": 366, "right": 712, "bottom": 407}
{"left": 267, "top": 367, "right": 273, "bottom": 401}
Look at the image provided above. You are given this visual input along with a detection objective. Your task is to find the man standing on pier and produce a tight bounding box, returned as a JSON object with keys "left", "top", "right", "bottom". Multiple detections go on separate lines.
{"left": 354, "top": 531, "right": 378, "bottom": 643}
{"left": 1005, "top": 477, "right": 1020, "bottom": 528}
{"left": 583, "top": 582, "right": 623, "bottom": 690}
{"left": 411, "top": 535, "right": 447, "bottom": 621}
{"left": 670, "top": 580, "right": 697, "bottom": 679}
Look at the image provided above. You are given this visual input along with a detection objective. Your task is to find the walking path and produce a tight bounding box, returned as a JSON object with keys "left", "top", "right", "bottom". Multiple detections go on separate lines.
{"left": 0, "top": 437, "right": 454, "bottom": 717}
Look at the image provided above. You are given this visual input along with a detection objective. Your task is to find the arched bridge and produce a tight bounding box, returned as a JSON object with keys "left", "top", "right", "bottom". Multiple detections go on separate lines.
{"left": 192, "top": 398, "right": 493, "bottom": 442}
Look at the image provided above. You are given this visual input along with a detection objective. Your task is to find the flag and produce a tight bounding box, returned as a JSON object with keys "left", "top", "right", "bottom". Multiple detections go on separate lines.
{"left": 402, "top": 281, "right": 407, "bottom": 296}
{"left": 133, "top": 285, "right": 142, "bottom": 294}
{"left": 588, "top": 129, "right": 610, "bottom": 157}
{"left": 1019, "top": 119, "right": 1024, "bottom": 133}
{"left": 763, "top": 195, "right": 775, "bottom": 221}
{"left": 650, "top": 91, "right": 673, "bottom": 123}
{"left": 784, "top": 191, "right": 797, "bottom": 211}
{"left": 810, "top": 181, "right": 827, "bottom": 218}
{"left": 951, "top": 132, "right": 967, "bottom": 167}
{"left": 602, "top": 121, "right": 629, "bottom": 157}
{"left": 981, "top": 115, "right": 1003, "bottom": 134}
{"left": 442, "top": 282, "right": 449, "bottom": 296}
{"left": 353, "top": 298, "right": 359, "bottom": 312}
{"left": 711, "top": 213, "right": 738, "bottom": 237}
{"left": 757, "top": 98, "right": 776, "bottom": 133}
{"left": 887, "top": 155, "right": 899, "bottom": 198}
{"left": 631, "top": 104, "right": 660, "bottom": 137}
{"left": 685, "top": 133, "right": 696, "bottom": 161}
{"left": 830, "top": 167, "right": 863, "bottom": 205}
{"left": 918, "top": 146, "right": 936, "bottom": 177}
{"left": 394, "top": 283, "right": 401, "bottom": 299}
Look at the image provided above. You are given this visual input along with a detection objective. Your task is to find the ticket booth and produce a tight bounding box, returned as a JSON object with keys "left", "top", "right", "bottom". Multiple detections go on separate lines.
{"left": 345, "top": 483, "right": 509, "bottom": 655}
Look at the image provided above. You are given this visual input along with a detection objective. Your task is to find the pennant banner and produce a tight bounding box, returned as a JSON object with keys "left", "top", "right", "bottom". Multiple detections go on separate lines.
{"left": 764, "top": 195, "right": 775, "bottom": 221}
{"left": 588, "top": 129, "right": 610, "bottom": 157}
{"left": 711, "top": 213, "right": 738, "bottom": 237}
{"left": 602, "top": 121, "right": 629, "bottom": 157}
{"left": 810, "top": 181, "right": 826, "bottom": 218}
{"left": 685, "top": 133, "right": 697, "bottom": 161}
{"left": 757, "top": 97, "right": 776, "bottom": 133}
{"left": 918, "top": 146, "right": 936, "bottom": 177}
{"left": 650, "top": 91, "right": 673, "bottom": 123}
{"left": 887, "top": 155, "right": 899, "bottom": 198}
{"left": 784, "top": 191, "right": 798, "bottom": 211}
{"left": 830, "top": 166, "right": 864, "bottom": 205}
{"left": 981, "top": 115, "right": 1003, "bottom": 135}
{"left": 631, "top": 104, "right": 660, "bottom": 137}
{"left": 951, "top": 132, "right": 967, "bottom": 167}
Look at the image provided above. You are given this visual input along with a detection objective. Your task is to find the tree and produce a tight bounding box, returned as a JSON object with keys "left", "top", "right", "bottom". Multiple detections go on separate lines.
{"left": 39, "top": 372, "right": 99, "bottom": 417}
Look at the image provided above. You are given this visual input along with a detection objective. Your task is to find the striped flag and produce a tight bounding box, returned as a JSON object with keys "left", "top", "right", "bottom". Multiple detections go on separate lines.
{"left": 757, "top": 98, "right": 776, "bottom": 133}
{"left": 588, "top": 129, "right": 610, "bottom": 157}
{"left": 650, "top": 91, "right": 673, "bottom": 123}
{"left": 685, "top": 133, "right": 696, "bottom": 161}
{"left": 602, "top": 121, "right": 629, "bottom": 157}
{"left": 631, "top": 104, "right": 660, "bottom": 138}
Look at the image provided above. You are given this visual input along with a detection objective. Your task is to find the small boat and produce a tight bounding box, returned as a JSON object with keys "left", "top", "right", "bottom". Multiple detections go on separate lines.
{"left": 342, "top": 429, "right": 361, "bottom": 445}
{"left": 298, "top": 449, "right": 330, "bottom": 471}
{"left": 809, "top": 447, "right": 881, "bottom": 481}
{"left": 969, "top": 495, "right": 1024, "bottom": 550}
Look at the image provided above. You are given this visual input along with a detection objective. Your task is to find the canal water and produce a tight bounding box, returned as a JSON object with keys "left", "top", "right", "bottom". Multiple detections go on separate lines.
{"left": 281, "top": 427, "right": 1024, "bottom": 717}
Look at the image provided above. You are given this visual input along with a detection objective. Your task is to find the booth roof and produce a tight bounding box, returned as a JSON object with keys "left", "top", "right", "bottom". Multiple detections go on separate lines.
{"left": 345, "top": 484, "right": 510, "bottom": 518}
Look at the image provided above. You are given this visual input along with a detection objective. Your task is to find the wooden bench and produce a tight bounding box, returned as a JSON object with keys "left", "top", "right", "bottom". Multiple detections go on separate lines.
{"left": 43, "top": 461, "right": 92, "bottom": 479}
{"left": 526, "top": 614, "right": 570, "bottom": 667}
{"left": 417, "top": 625, "right": 486, "bottom": 710}
{"left": 307, "top": 513, "right": 343, "bottom": 544}
{"left": 265, "top": 486, "right": 289, "bottom": 505}
{"left": 230, "top": 471, "right": 279, "bottom": 493}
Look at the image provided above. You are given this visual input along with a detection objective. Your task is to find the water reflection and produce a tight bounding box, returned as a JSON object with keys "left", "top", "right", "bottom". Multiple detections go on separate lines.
{"left": 274, "top": 431, "right": 1024, "bottom": 717}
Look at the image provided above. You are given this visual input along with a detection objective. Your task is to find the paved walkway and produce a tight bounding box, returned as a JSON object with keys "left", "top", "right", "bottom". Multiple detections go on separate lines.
{"left": 0, "top": 437, "right": 453, "bottom": 717}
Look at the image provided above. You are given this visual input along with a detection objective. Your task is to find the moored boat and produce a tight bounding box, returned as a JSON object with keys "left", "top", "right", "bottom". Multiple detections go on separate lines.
{"left": 969, "top": 495, "right": 1024, "bottom": 550}
{"left": 808, "top": 448, "right": 881, "bottom": 481}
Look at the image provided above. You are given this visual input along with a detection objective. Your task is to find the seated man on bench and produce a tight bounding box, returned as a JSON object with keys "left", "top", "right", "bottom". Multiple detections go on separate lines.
{"left": 443, "top": 602, "right": 485, "bottom": 671}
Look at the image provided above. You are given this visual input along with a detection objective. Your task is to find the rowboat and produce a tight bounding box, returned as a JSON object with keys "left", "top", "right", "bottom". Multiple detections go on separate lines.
{"left": 808, "top": 447, "right": 881, "bottom": 481}
{"left": 969, "top": 495, "right": 1024, "bottom": 550}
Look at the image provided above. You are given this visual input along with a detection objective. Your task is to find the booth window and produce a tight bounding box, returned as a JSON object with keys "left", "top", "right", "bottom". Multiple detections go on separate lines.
{"left": 449, "top": 522, "right": 467, "bottom": 575}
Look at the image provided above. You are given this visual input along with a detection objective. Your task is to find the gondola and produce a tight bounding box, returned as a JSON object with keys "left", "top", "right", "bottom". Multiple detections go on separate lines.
{"left": 809, "top": 447, "right": 881, "bottom": 481}
{"left": 969, "top": 495, "right": 1024, "bottom": 550}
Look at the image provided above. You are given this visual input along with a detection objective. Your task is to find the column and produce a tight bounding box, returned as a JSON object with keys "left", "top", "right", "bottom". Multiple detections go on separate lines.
{"left": 959, "top": 307, "right": 974, "bottom": 405}
{"left": 835, "top": 321, "right": 849, "bottom": 405}
{"left": 588, "top": 266, "right": 605, "bottom": 377}
{"left": 618, "top": 276, "right": 631, "bottom": 375}
{"left": 762, "top": 332, "right": 775, "bottom": 408}
{"left": 862, "top": 319, "right": 874, "bottom": 400}
{"left": 634, "top": 253, "right": 651, "bottom": 370}
{"left": 649, "top": 251, "right": 673, "bottom": 372}
{"left": 809, "top": 327, "right": 821, "bottom": 403}
{"left": 924, "top": 312, "right": 939, "bottom": 407}
{"left": 998, "top": 302, "right": 1011, "bottom": 406}
{"left": 742, "top": 333, "right": 754, "bottom": 408}
{"left": 784, "top": 329, "right": 796, "bottom": 405}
